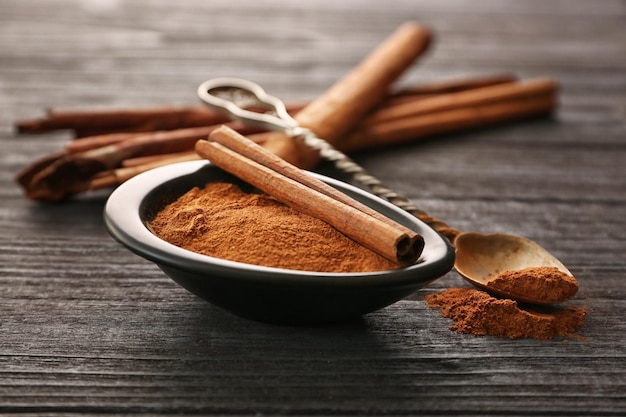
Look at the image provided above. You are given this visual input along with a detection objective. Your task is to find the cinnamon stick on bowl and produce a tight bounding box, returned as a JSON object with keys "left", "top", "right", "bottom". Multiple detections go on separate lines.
{"left": 196, "top": 126, "right": 424, "bottom": 266}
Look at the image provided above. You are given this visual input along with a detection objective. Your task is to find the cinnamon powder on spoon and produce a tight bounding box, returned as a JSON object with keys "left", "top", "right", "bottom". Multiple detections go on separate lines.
{"left": 487, "top": 266, "right": 578, "bottom": 304}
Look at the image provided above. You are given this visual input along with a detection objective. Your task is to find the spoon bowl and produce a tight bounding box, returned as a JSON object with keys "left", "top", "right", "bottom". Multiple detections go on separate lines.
{"left": 454, "top": 232, "right": 575, "bottom": 304}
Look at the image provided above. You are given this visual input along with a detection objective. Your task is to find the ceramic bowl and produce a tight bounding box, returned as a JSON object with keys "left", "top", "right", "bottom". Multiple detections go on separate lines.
{"left": 104, "top": 161, "right": 454, "bottom": 325}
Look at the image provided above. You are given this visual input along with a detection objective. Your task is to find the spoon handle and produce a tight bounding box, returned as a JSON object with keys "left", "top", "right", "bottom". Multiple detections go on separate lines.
{"left": 198, "top": 78, "right": 459, "bottom": 241}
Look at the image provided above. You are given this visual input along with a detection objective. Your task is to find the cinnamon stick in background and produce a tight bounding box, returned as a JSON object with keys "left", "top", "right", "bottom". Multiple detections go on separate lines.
{"left": 248, "top": 22, "right": 432, "bottom": 169}
{"left": 62, "top": 103, "right": 307, "bottom": 153}
{"left": 119, "top": 151, "right": 198, "bottom": 168}
{"left": 65, "top": 132, "right": 143, "bottom": 153}
{"left": 14, "top": 150, "right": 66, "bottom": 190}
{"left": 16, "top": 106, "right": 227, "bottom": 136}
{"left": 21, "top": 121, "right": 262, "bottom": 201}
{"left": 89, "top": 152, "right": 200, "bottom": 191}
{"left": 392, "top": 73, "right": 517, "bottom": 98}
{"left": 66, "top": 78, "right": 544, "bottom": 163}
{"left": 364, "top": 77, "right": 557, "bottom": 125}
{"left": 341, "top": 78, "right": 558, "bottom": 152}
{"left": 297, "top": 22, "right": 432, "bottom": 142}
{"left": 13, "top": 20, "right": 562, "bottom": 204}
{"left": 196, "top": 127, "right": 423, "bottom": 266}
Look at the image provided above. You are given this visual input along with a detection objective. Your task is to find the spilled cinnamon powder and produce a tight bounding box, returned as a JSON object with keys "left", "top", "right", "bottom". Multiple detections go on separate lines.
{"left": 425, "top": 287, "right": 586, "bottom": 340}
{"left": 148, "top": 181, "right": 398, "bottom": 272}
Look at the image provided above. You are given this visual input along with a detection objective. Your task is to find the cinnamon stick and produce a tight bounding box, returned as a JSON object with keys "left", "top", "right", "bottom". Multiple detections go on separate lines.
{"left": 340, "top": 82, "right": 558, "bottom": 152}
{"left": 23, "top": 121, "right": 263, "bottom": 201}
{"left": 296, "top": 22, "right": 432, "bottom": 142}
{"left": 251, "top": 21, "right": 432, "bottom": 170}
{"left": 14, "top": 150, "right": 66, "bottom": 190}
{"left": 16, "top": 106, "right": 227, "bottom": 136}
{"left": 90, "top": 152, "right": 200, "bottom": 191}
{"left": 61, "top": 103, "right": 307, "bottom": 153}
{"left": 363, "top": 77, "right": 557, "bottom": 126}
{"left": 120, "top": 151, "right": 198, "bottom": 168}
{"left": 196, "top": 127, "right": 423, "bottom": 266}
{"left": 392, "top": 73, "right": 517, "bottom": 97}
{"left": 65, "top": 132, "right": 143, "bottom": 153}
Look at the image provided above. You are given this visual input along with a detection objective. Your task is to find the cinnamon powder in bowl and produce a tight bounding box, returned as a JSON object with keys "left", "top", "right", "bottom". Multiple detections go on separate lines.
{"left": 147, "top": 181, "right": 397, "bottom": 273}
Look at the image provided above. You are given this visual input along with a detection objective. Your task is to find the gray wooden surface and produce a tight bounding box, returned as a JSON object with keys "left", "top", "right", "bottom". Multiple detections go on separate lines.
{"left": 1, "top": 0, "right": 625, "bottom": 415}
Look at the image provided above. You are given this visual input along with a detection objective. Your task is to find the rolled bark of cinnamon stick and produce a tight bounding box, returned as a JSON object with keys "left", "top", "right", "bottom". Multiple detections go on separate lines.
{"left": 16, "top": 106, "right": 227, "bottom": 136}
{"left": 251, "top": 21, "right": 432, "bottom": 169}
{"left": 205, "top": 125, "right": 424, "bottom": 258}
{"left": 62, "top": 103, "right": 308, "bottom": 153}
{"left": 120, "top": 150, "right": 198, "bottom": 168}
{"left": 296, "top": 22, "right": 432, "bottom": 141}
{"left": 65, "top": 132, "right": 144, "bottom": 153}
{"left": 393, "top": 73, "right": 518, "bottom": 96}
{"left": 196, "top": 128, "right": 423, "bottom": 266}
{"left": 364, "top": 77, "right": 557, "bottom": 126}
{"left": 341, "top": 88, "right": 558, "bottom": 152}
{"left": 22, "top": 121, "right": 263, "bottom": 201}
{"left": 89, "top": 151, "right": 200, "bottom": 190}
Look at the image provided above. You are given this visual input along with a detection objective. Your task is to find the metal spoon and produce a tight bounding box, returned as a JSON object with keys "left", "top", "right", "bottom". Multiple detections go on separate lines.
{"left": 197, "top": 78, "right": 577, "bottom": 304}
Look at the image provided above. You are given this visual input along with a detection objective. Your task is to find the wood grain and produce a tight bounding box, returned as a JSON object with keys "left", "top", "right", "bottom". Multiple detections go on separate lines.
{"left": 1, "top": 0, "right": 625, "bottom": 415}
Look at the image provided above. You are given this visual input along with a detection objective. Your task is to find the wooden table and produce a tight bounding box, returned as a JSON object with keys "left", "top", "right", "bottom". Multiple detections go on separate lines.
{"left": 2, "top": 1, "right": 625, "bottom": 415}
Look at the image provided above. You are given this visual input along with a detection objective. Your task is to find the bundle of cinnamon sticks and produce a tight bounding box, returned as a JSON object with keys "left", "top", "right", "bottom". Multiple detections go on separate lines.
{"left": 197, "top": 125, "right": 425, "bottom": 266}
{"left": 14, "top": 22, "right": 558, "bottom": 202}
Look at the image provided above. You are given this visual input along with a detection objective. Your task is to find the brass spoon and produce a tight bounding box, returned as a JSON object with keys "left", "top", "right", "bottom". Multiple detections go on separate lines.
{"left": 197, "top": 78, "right": 577, "bottom": 305}
{"left": 453, "top": 232, "right": 576, "bottom": 304}
{"left": 367, "top": 205, "right": 577, "bottom": 305}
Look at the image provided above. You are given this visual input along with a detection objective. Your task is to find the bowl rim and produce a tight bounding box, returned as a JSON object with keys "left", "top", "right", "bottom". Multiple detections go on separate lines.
{"left": 104, "top": 160, "right": 454, "bottom": 288}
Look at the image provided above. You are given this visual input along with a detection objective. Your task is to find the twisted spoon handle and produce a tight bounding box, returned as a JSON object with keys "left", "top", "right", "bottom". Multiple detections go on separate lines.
{"left": 198, "top": 78, "right": 458, "bottom": 241}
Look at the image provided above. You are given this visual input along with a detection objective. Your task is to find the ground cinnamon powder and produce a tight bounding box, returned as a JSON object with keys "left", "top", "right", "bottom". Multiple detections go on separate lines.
{"left": 425, "top": 287, "right": 586, "bottom": 340}
{"left": 487, "top": 266, "right": 578, "bottom": 304}
{"left": 148, "top": 181, "right": 398, "bottom": 272}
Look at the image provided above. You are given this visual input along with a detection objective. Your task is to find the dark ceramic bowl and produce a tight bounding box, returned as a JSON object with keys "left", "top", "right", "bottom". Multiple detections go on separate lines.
{"left": 104, "top": 161, "right": 454, "bottom": 325}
